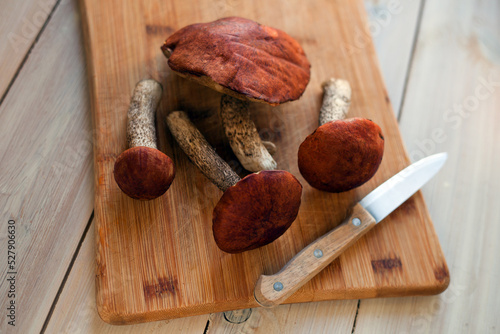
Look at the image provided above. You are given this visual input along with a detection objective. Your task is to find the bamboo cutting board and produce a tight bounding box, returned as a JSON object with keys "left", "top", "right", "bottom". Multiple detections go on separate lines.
{"left": 80, "top": 0, "right": 449, "bottom": 324}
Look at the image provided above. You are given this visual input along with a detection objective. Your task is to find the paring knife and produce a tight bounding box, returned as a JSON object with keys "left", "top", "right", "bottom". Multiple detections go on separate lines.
{"left": 254, "top": 153, "right": 448, "bottom": 307}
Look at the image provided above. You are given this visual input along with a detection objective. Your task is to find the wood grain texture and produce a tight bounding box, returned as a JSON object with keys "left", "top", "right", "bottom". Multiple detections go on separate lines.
{"left": 0, "top": 0, "right": 58, "bottom": 96}
{"left": 353, "top": 0, "right": 500, "bottom": 332}
{"left": 0, "top": 0, "right": 94, "bottom": 332}
{"left": 44, "top": 220, "right": 210, "bottom": 333}
{"left": 208, "top": 300, "right": 358, "bottom": 334}
{"left": 80, "top": 0, "right": 449, "bottom": 324}
{"left": 255, "top": 204, "right": 376, "bottom": 307}
{"left": 365, "top": 0, "right": 424, "bottom": 116}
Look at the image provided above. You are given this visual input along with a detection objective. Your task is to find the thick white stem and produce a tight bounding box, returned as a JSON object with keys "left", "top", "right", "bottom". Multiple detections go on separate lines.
{"left": 318, "top": 78, "right": 351, "bottom": 126}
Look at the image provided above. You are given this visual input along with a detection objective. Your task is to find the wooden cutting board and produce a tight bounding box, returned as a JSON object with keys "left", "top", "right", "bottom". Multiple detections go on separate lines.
{"left": 80, "top": 0, "right": 449, "bottom": 325}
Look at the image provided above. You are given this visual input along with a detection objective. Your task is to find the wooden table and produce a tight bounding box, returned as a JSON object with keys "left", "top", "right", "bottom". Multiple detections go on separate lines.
{"left": 0, "top": 0, "right": 498, "bottom": 333}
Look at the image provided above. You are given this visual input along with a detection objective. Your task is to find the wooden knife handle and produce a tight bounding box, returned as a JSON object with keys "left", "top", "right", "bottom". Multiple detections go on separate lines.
{"left": 254, "top": 203, "right": 376, "bottom": 308}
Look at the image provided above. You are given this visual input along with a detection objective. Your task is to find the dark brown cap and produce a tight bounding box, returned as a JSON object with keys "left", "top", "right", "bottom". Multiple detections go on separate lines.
{"left": 114, "top": 146, "right": 175, "bottom": 200}
{"left": 298, "top": 118, "right": 385, "bottom": 193}
{"left": 162, "top": 17, "right": 311, "bottom": 106}
{"left": 212, "top": 170, "right": 302, "bottom": 253}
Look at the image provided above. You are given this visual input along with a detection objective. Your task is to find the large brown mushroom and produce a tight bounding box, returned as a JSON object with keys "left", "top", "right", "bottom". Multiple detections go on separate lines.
{"left": 298, "top": 79, "right": 384, "bottom": 193}
{"left": 162, "top": 17, "right": 311, "bottom": 172}
{"left": 114, "top": 80, "right": 175, "bottom": 200}
{"left": 166, "top": 111, "right": 302, "bottom": 253}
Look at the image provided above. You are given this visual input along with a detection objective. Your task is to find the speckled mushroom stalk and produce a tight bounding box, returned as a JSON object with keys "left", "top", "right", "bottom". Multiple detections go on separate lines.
{"left": 113, "top": 79, "right": 175, "bottom": 200}
{"left": 298, "top": 79, "right": 385, "bottom": 193}
{"left": 166, "top": 111, "right": 302, "bottom": 253}
{"left": 318, "top": 78, "right": 352, "bottom": 125}
{"left": 220, "top": 95, "right": 277, "bottom": 171}
{"left": 166, "top": 111, "right": 241, "bottom": 192}
{"left": 126, "top": 80, "right": 163, "bottom": 149}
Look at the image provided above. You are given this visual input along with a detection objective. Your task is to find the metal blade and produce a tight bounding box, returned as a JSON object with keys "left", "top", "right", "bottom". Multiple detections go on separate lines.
{"left": 359, "top": 153, "right": 447, "bottom": 223}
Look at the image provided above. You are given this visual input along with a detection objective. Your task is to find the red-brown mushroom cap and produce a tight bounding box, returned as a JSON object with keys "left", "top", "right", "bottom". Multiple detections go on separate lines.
{"left": 212, "top": 170, "right": 302, "bottom": 253}
{"left": 162, "top": 17, "right": 311, "bottom": 106}
{"left": 298, "top": 118, "right": 385, "bottom": 193}
{"left": 114, "top": 146, "right": 175, "bottom": 200}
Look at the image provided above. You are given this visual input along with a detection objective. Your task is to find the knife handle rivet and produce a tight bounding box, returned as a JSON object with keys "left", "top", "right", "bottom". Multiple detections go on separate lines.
{"left": 273, "top": 282, "right": 284, "bottom": 292}
{"left": 313, "top": 249, "right": 323, "bottom": 258}
{"left": 352, "top": 218, "right": 361, "bottom": 226}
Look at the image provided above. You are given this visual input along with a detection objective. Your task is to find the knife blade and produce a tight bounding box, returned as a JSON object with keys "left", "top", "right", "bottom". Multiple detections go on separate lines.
{"left": 254, "top": 153, "right": 447, "bottom": 307}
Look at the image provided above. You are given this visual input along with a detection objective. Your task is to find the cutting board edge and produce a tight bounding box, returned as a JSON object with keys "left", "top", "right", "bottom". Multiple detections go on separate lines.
{"left": 95, "top": 278, "right": 450, "bottom": 324}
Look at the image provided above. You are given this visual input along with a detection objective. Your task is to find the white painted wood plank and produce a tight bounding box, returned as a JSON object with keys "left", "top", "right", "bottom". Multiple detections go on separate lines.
{"left": 354, "top": 0, "right": 500, "bottom": 332}
{"left": 365, "top": 0, "right": 423, "bottom": 116}
{"left": 0, "top": 0, "right": 94, "bottom": 332}
{"left": 44, "top": 220, "right": 210, "bottom": 333}
{"left": 208, "top": 301, "right": 358, "bottom": 334}
{"left": 0, "top": 0, "right": 58, "bottom": 97}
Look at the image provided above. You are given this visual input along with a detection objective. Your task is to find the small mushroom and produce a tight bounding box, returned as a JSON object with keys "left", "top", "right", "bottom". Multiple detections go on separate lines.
{"left": 297, "top": 79, "right": 384, "bottom": 193}
{"left": 166, "top": 111, "right": 302, "bottom": 253}
{"left": 113, "top": 79, "right": 175, "bottom": 200}
{"left": 162, "top": 17, "right": 311, "bottom": 172}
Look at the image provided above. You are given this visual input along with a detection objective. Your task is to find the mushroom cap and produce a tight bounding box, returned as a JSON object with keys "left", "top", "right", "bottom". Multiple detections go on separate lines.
{"left": 162, "top": 17, "right": 311, "bottom": 106}
{"left": 212, "top": 170, "right": 302, "bottom": 253}
{"left": 298, "top": 118, "right": 385, "bottom": 193}
{"left": 114, "top": 146, "right": 175, "bottom": 200}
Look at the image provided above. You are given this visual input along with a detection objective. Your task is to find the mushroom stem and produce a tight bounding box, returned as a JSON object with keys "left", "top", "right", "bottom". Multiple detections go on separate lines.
{"left": 262, "top": 141, "right": 277, "bottom": 156}
{"left": 318, "top": 78, "right": 352, "bottom": 126}
{"left": 220, "top": 95, "right": 277, "bottom": 172}
{"left": 126, "top": 79, "right": 163, "bottom": 149}
{"left": 166, "top": 111, "right": 241, "bottom": 192}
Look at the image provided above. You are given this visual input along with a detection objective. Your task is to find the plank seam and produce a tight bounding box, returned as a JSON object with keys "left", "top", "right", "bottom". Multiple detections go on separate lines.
{"left": 203, "top": 319, "right": 211, "bottom": 334}
{"left": 350, "top": 300, "right": 361, "bottom": 334}
{"left": 397, "top": 0, "right": 427, "bottom": 122}
{"left": 39, "top": 211, "right": 94, "bottom": 334}
{"left": 0, "top": 0, "right": 62, "bottom": 109}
